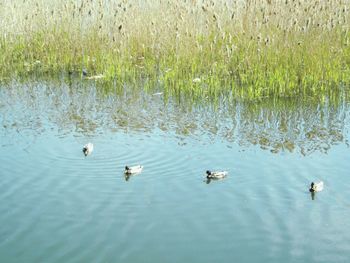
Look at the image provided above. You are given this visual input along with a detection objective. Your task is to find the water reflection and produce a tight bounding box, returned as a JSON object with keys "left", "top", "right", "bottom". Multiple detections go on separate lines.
{"left": 310, "top": 192, "right": 316, "bottom": 201}
{"left": 124, "top": 174, "right": 132, "bottom": 181}
{"left": 205, "top": 178, "right": 220, "bottom": 184}
{"left": 0, "top": 80, "right": 349, "bottom": 155}
{"left": 124, "top": 173, "right": 141, "bottom": 182}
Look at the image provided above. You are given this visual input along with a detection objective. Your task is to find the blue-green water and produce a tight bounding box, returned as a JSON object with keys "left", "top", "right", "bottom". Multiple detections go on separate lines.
{"left": 1, "top": 81, "right": 350, "bottom": 263}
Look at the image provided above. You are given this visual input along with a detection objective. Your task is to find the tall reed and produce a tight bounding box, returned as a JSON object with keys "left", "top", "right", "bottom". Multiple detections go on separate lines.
{"left": 1, "top": 0, "right": 350, "bottom": 99}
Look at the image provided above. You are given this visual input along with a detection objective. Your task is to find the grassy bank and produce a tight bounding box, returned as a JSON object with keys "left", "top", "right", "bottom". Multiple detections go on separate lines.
{"left": 1, "top": 0, "right": 350, "bottom": 99}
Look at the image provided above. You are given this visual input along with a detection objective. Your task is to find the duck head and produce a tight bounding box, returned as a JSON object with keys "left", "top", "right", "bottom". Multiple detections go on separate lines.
{"left": 206, "top": 170, "right": 212, "bottom": 175}
{"left": 83, "top": 148, "right": 88, "bottom": 156}
{"left": 125, "top": 166, "right": 130, "bottom": 170}
{"left": 309, "top": 182, "right": 315, "bottom": 192}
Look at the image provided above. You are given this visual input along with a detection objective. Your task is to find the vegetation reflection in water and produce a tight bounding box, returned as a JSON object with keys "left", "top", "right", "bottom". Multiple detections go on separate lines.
{"left": 1, "top": 79, "right": 349, "bottom": 156}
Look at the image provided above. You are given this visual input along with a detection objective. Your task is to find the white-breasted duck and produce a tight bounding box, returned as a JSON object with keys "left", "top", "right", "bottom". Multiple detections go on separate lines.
{"left": 309, "top": 181, "right": 324, "bottom": 192}
{"left": 206, "top": 170, "right": 228, "bottom": 179}
{"left": 125, "top": 165, "right": 143, "bottom": 174}
{"left": 82, "top": 143, "right": 93, "bottom": 156}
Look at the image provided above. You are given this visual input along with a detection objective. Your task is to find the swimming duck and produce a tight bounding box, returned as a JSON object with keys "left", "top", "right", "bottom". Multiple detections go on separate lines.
{"left": 125, "top": 165, "right": 143, "bottom": 174}
{"left": 206, "top": 170, "right": 228, "bottom": 179}
{"left": 309, "top": 181, "right": 324, "bottom": 192}
{"left": 82, "top": 143, "right": 93, "bottom": 156}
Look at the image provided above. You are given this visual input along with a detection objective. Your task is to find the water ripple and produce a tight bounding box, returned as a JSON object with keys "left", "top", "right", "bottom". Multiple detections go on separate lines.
{"left": 1, "top": 81, "right": 350, "bottom": 263}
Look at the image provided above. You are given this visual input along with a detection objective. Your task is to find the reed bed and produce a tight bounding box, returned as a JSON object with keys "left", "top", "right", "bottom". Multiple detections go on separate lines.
{"left": 1, "top": 0, "right": 350, "bottom": 99}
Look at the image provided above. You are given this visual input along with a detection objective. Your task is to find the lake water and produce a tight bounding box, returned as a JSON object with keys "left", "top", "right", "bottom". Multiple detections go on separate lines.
{"left": 1, "top": 80, "right": 350, "bottom": 263}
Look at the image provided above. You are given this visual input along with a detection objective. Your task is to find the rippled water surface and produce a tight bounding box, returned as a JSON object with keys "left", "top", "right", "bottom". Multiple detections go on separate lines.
{"left": 1, "top": 81, "right": 350, "bottom": 263}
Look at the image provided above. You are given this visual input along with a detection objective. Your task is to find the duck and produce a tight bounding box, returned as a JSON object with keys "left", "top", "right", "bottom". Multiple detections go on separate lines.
{"left": 82, "top": 143, "right": 93, "bottom": 156}
{"left": 125, "top": 165, "right": 143, "bottom": 174}
{"left": 309, "top": 181, "right": 324, "bottom": 192}
{"left": 206, "top": 170, "right": 228, "bottom": 179}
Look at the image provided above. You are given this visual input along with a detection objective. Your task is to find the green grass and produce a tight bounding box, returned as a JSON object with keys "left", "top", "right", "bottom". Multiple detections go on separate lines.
{"left": 1, "top": 0, "right": 350, "bottom": 99}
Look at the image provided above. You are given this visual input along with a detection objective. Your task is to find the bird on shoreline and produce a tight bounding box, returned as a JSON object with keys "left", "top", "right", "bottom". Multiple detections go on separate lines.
{"left": 309, "top": 181, "right": 324, "bottom": 192}
{"left": 82, "top": 143, "right": 93, "bottom": 156}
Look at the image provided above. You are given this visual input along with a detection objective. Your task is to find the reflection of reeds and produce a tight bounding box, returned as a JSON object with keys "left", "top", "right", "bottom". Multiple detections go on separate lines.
{"left": 1, "top": 80, "right": 348, "bottom": 156}
{"left": 1, "top": 0, "right": 350, "bottom": 99}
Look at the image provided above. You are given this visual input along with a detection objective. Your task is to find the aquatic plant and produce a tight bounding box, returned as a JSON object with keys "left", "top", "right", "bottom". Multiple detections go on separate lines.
{"left": 1, "top": 0, "right": 350, "bottom": 99}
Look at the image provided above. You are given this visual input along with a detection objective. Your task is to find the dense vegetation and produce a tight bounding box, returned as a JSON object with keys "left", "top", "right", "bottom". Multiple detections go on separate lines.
{"left": 1, "top": 0, "right": 350, "bottom": 99}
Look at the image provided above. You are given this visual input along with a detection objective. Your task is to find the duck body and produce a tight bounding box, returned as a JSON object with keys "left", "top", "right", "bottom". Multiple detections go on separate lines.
{"left": 206, "top": 170, "right": 228, "bottom": 179}
{"left": 309, "top": 181, "right": 324, "bottom": 192}
{"left": 83, "top": 143, "right": 93, "bottom": 156}
{"left": 125, "top": 165, "right": 143, "bottom": 174}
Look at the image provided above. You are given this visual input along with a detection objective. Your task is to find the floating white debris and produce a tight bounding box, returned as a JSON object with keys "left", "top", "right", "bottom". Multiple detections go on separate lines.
{"left": 86, "top": 74, "right": 104, "bottom": 80}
